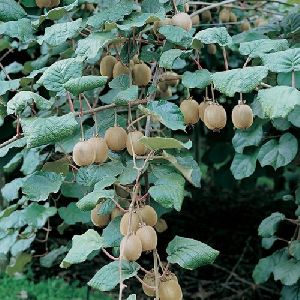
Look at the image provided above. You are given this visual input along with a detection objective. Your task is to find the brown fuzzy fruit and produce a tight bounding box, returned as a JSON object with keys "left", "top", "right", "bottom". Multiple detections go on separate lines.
{"left": 184, "top": 3, "right": 190, "bottom": 13}
{"left": 120, "top": 212, "right": 140, "bottom": 235}
{"left": 232, "top": 104, "right": 253, "bottom": 129}
{"left": 91, "top": 204, "right": 110, "bottom": 227}
{"left": 157, "top": 81, "right": 169, "bottom": 92}
{"left": 207, "top": 44, "right": 217, "bottom": 55}
{"left": 100, "top": 55, "right": 117, "bottom": 79}
{"left": 199, "top": 100, "right": 212, "bottom": 122}
{"left": 132, "top": 63, "right": 152, "bottom": 86}
{"left": 120, "top": 234, "right": 142, "bottom": 261}
{"left": 50, "top": 0, "right": 60, "bottom": 6}
{"left": 154, "top": 218, "right": 168, "bottom": 233}
{"left": 219, "top": 8, "right": 230, "bottom": 23}
{"left": 136, "top": 225, "right": 157, "bottom": 251}
{"left": 255, "top": 18, "right": 267, "bottom": 27}
{"left": 191, "top": 14, "right": 200, "bottom": 26}
{"left": 240, "top": 20, "right": 251, "bottom": 31}
{"left": 85, "top": 3, "right": 95, "bottom": 11}
{"left": 201, "top": 10, "right": 212, "bottom": 23}
{"left": 229, "top": 12, "right": 237, "bottom": 22}
{"left": 36, "top": 0, "right": 52, "bottom": 8}
{"left": 104, "top": 126, "right": 127, "bottom": 151}
{"left": 159, "top": 279, "right": 183, "bottom": 300}
{"left": 139, "top": 205, "right": 157, "bottom": 226}
{"left": 113, "top": 61, "right": 131, "bottom": 78}
{"left": 111, "top": 207, "right": 124, "bottom": 220}
{"left": 160, "top": 72, "right": 179, "bottom": 87}
{"left": 72, "top": 140, "right": 95, "bottom": 166}
{"left": 88, "top": 137, "right": 108, "bottom": 164}
{"left": 171, "top": 13, "right": 192, "bottom": 31}
{"left": 126, "top": 131, "right": 146, "bottom": 156}
{"left": 180, "top": 98, "right": 200, "bottom": 125}
{"left": 204, "top": 103, "right": 227, "bottom": 131}
{"left": 142, "top": 273, "right": 156, "bottom": 297}
{"left": 158, "top": 87, "right": 172, "bottom": 98}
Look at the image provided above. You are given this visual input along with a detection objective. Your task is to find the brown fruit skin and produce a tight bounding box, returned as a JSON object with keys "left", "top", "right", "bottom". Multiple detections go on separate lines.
{"left": 36, "top": 0, "right": 52, "bottom": 8}
{"left": 159, "top": 279, "right": 183, "bottom": 300}
{"left": 142, "top": 273, "right": 156, "bottom": 297}
{"left": 72, "top": 141, "right": 95, "bottom": 166}
{"left": 232, "top": 104, "right": 253, "bottom": 129}
{"left": 255, "top": 18, "right": 267, "bottom": 27}
{"left": 199, "top": 100, "right": 212, "bottom": 122}
{"left": 91, "top": 204, "right": 110, "bottom": 228}
{"left": 184, "top": 3, "right": 190, "bottom": 13}
{"left": 229, "top": 12, "right": 237, "bottom": 22}
{"left": 136, "top": 226, "right": 157, "bottom": 251}
{"left": 88, "top": 137, "right": 108, "bottom": 163}
{"left": 157, "top": 87, "right": 172, "bottom": 98}
{"left": 219, "top": 8, "right": 230, "bottom": 23}
{"left": 104, "top": 126, "right": 127, "bottom": 151}
{"left": 204, "top": 103, "right": 227, "bottom": 131}
{"left": 240, "top": 20, "right": 251, "bottom": 31}
{"left": 154, "top": 218, "right": 168, "bottom": 233}
{"left": 171, "top": 13, "right": 192, "bottom": 31}
{"left": 113, "top": 61, "right": 131, "bottom": 78}
{"left": 120, "top": 234, "right": 142, "bottom": 261}
{"left": 50, "top": 0, "right": 60, "bottom": 6}
{"left": 191, "top": 14, "right": 200, "bottom": 26}
{"left": 201, "top": 10, "right": 212, "bottom": 23}
{"left": 111, "top": 207, "right": 124, "bottom": 220}
{"left": 139, "top": 205, "right": 157, "bottom": 226}
{"left": 157, "top": 81, "right": 168, "bottom": 92}
{"left": 160, "top": 72, "right": 179, "bottom": 87}
{"left": 132, "top": 63, "right": 152, "bottom": 86}
{"left": 100, "top": 55, "right": 117, "bottom": 79}
{"left": 180, "top": 99, "right": 200, "bottom": 125}
{"left": 126, "top": 131, "right": 146, "bottom": 156}
{"left": 120, "top": 212, "right": 140, "bottom": 235}
{"left": 207, "top": 44, "right": 217, "bottom": 55}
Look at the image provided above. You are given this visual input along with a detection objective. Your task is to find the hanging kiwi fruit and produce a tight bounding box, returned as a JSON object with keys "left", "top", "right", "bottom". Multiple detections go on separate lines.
{"left": 132, "top": 63, "right": 152, "bottom": 86}
{"left": 120, "top": 211, "right": 140, "bottom": 235}
{"left": 120, "top": 234, "right": 143, "bottom": 261}
{"left": 126, "top": 131, "right": 146, "bottom": 156}
{"left": 91, "top": 204, "right": 110, "bottom": 228}
{"left": 88, "top": 137, "right": 108, "bottom": 164}
{"left": 219, "top": 8, "right": 230, "bottom": 23}
{"left": 142, "top": 273, "right": 156, "bottom": 297}
{"left": 240, "top": 20, "right": 251, "bottom": 31}
{"left": 232, "top": 103, "right": 253, "bottom": 129}
{"left": 72, "top": 140, "right": 96, "bottom": 166}
{"left": 160, "top": 71, "right": 180, "bottom": 87}
{"left": 112, "top": 61, "right": 131, "bottom": 78}
{"left": 199, "top": 99, "right": 212, "bottom": 122}
{"left": 207, "top": 43, "right": 217, "bottom": 55}
{"left": 154, "top": 218, "right": 168, "bottom": 233}
{"left": 159, "top": 277, "right": 183, "bottom": 300}
{"left": 229, "top": 12, "right": 237, "bottom": 22}
{"left": 180, "top": 98, "right": 200, "bottom": 125}
{"left": 136, "top": 225, "right": 157, "bottom": 251}
{"left": 100, "top": 55, "right": 117, "bottom": 79}
{"left": 138, "top": 205, "right": 157, "bottom": 226}
{"left": 104, "top": 126, "right": 128, "bottom": 151}
{"left": 191, "top": 14, "right": 200, "bottom": 26}
{"left": 171, "top": 12, "right": 192, "bottom": 31}
{"left": 204, "top": 103, "right": 227, "bottom": 131}
{"left": 36, "top": 0, "right": 52, "bottom": 8}
{"left": 184, "top": 3, "right": 190, "bottom": 13}
{"left": 201, "top": 10, "right": 212, "bottom": 23}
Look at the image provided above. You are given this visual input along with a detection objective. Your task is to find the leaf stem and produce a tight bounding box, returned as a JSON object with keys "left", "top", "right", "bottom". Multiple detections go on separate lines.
{"left": 292, "top": 70, "right": 296, "bottom": 88}
{"left": 222, "top": 47, "right": 229, "bottom": 71}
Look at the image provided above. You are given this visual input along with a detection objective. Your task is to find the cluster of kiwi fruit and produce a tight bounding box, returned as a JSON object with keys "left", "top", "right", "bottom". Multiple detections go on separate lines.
{"left": 157, "top": 71, "right": 180, "bottom": 98}
{"left": 180, "top": 98, "right": 253, "bottom": 131}
{"left": 191, "top": 10, "right": 212, "bottom": 26}
{"left": 35, "top": 0, "right": 60, "bottom": 8}
{"left": 100, "top": 54, "right": 152, "bottom": 86}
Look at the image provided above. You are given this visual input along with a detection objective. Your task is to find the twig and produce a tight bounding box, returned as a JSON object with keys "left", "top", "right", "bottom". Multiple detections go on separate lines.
{"left": 0, "top": 133, "right": 24, "bottom": 149}
{"left": 222, "top": 47, "right": 229, "bottom": 71}
{"left": 102, "top": 248, "right": 119, "bottom": 261}
{"left": 127, "top": 115, "right": 148, "bottom": 130}
{"left": 153, "top": 249, "right": 160, "bottom": 300}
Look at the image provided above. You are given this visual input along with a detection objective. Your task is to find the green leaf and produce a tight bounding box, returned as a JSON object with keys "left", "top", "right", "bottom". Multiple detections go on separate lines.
{"left": 230, "top": 152, "right": 257, "bottom": 180}
{"left": 58, "top": 203, "right": 90, "bottom": 225}
{"left": 288, "top": 105, "right": 300, "bottom": 127}
{"left": 261, "top": 237, "right": 277, "bottom": 250}
{"left": 140, "top": 136, "right": 192, "bottom": 150}
{"left": 102, "top": 217, "right": 122, "bottom": 247}
{"left": 258, "top": 212, "right": 285, "bottom": 237}
{"left": 158, "top": 25, "right": 192, "bottom": 48}
{"left": 109, "top": 75, "right": 131, "bottom": 90}
{"left": 262, "top": 48, "right": 300, "bottom": 73}
{"left": 40, "top": 246, "right": 68, "bottom": 268}
{"left": 193, "top": 27, "right": 232, "bottom": 47}
{"left": 239, "top": 39, "right": 289, "bottom": 58}
{"left": 257, "top": 133, "right": 298, "bottom": 169}
{"left": 0, "top": 232, "right": 18, "bottom": 254}
{"left": 212, "top": 66, "right": 268, "bottom": 97}
{"left": 159, "top": 49, "right": 183, "bottom": 69}
{"left": 149, "top": 173, "right": 185, "bottom": 211}
{"left": 140, "top": 100, "right": 185, "bottom": 131}
{"left": 64, "top": 76, "right": 107, "bottom": 95}
{"left": 281, "top": 284, "right": 300, "bottom": 300}
{"left": 1, "top": 178, "right": 26, "bottom": 202}
{"left": 21, "top": 113, "right": 78, "bottom": 148}
{"left": 21, "top": 148, "right": 43, "bottom": 175}
{"left": 141, "top": 0, "right": 160, "bottom": 13}
{"left": 162, "top": 152, "right": 201, "bottom": 187}
{"left": 3, "top": 152, "right": 23, "bottom": 174}
{"left": 0, "top": 0, "right": 26, "bottom": 21}
{"left": 7, "top": 91, "right": 54, "bottom": 115}
{"left": 0, "top": 137, "right": 26, "bottom": 158}
{"left": 126, "top": 295, "right": 136, "bottom": 300}
{"left": 181, "top": 70, "right": 212, "bottom": 89}
{"left": 6, "top": 253, "right": 32, "bottom": 276}
{"left": 166, "top": 236, "right": 219, "bottom": 270}
{"left": 22, "top": 171, "right": 64, "bottom": 202}
{"left": 0, "top": 79, "right": 20, "bottom": 96}
{"left": 37, "top": 58, "right": 83, "bottom": 93}
{"left": 38, "top": 18, "right": 82, "bottom": 47}
{"left": 88, "top": 261, "right": 140, "bottom": 292}
{"left": 289, "top": 241, "right": 300, "bottom": 260}
{"left": 114, "top": 86, "right": 139, "bottom": 104}
{"left": 278, "top": 71, "right": 300, "bottom": 89}
{"left": 256, "top": 86, "right": 300, "bottom": 119}
{"left": 61, "top": 229, "right": 104, "bottom": 268}
{"left": 11, "top": 234, "right": 35, "bottom": 256}
{"left": 118, "top": 160, "right": 144, "bottom": 185}
{"left": 274, "top": 258, "right": 300, "bottom": 286}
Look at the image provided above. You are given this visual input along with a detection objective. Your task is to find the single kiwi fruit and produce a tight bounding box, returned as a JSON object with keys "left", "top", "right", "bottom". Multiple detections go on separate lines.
{"left": 111, "top": 207, "right": 124, "bottom": 220}
{"left": 50, "top": 0, "right": 60, "bottom": 6}
{"left": 120, "top": 212, "right": 140, "bottom": 235}
{"left": 191, "top": 14, "right": 200, "bottom": 26}
{"left": 153, "top": 18, "right": 173, "bottom": 38}
{"left": 201, "top": 10, "right": 212, "bottom": 23}
{"left": 158, "top": 86, "right": 172, "bottom": 99}
{"left": 100, "top": 55, "right": 117, "bottom": 79}
{"left": 199, "top": 99, "right": 212, "bottom": 122}
{"left": 157, "top": 80, "right": 169, "bottom": 92}
{"left": 115, "top": 185, "right": 130, "bottom": 199}
{"left": 255, "top": 18, "right": 267, "bottom": 27}
{"left": 232, "top": 103, "right": 253, "bottom": 129}
{"left": 126, "top": 131, "right": 146, "bottom": 156}
{"left": 154, "top": 218, "right": 168, "bottom": 233}
{"left": 104, "top": 126, "right": 127, "bottom": 151}
{"left": 132, "top": 63, "right": 152, "bottom": 86}
{"left": 112, "top": 61, "right": 131, "bottom": 78}
{"left": 142, "top": 273, "right": 156, "bottom": 297}
{"left": 240, "top": 20, "right": 250, "bottom": 31}
{"left": 229, "top": 12, "right": 237, "bottom": 22}
{"left": 72, "top": 140, "right": 96, "bottom": 166}
{"left": 160, "top": 71, "right": 180, "bottom": 87}
{"left": 204, "top": 103, "right": 227, "bottom": 131}
{"left": 219, "top": 8, "right": 230, "bottom": 23}
{"left": 207, "top": 44, "right": 217, "bottom": 55}
{"left": 184, "top": 3, "right": 190, "bottom": 13}
{"left": 91, "top": 204, "right": 110, "bottom": 227}
{"left": 171, "top": 12, "right": 192, "bottom": 31}
{"left": 136, "top": 225, "right": 157, "bottom": 251}
{"left": 138, "top": 205, "right": 157, "bottom": 226}
{"left": 159, "top": 279, "right": 183, "bottom": 300}
{"left": 36, "top": 0, "right": 52, "bottom": 8}
{"left": 85, "top": 3, "right": 95, "bottom": 11}
{"left": 88, "top": 137, "right": 108, "bottom": 164}
{"left": 120, "top": 234, "right": 142, "bottom": 261}
{"left": 180, "top": 98, "right": 200, "bottom": 125}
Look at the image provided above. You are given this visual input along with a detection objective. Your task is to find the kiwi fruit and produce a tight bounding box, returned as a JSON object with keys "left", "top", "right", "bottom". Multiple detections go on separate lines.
{"left": 142, "top": 273, "right": 156, "bottom": 297}
{"left": 104, "top": 126, "right": 127, "bottom": 151}
{"left": 191, "top": 14, "right": 200, "bottom": 26}
{"left": 255, "top": 18, "right": 267, "bottom": 27}
{"left": 204, "top": 103, "right": 227, "bottom": 131}
{"left": 112, "top": 61, "right": 131, "bottom": 78}
{"left": 72, "top": 140, "right": 96, "bottom": 166}
{"left": 180, "top": 98, "right": 200, "bottom": 125}
{"left": 240, "top": 20, "right": 250, "bottom": 31}
{"left": 50, "top": 0, "right": 60, "bottom": 6}
{"left": 207, "top": 44, "right": 217, "bottom": 55}
{"left": 184, "top": 3, "right": 190, "bottom": 13}
{"left": 232, "top": 104, "right": 253, "bottom": 129}
{"left": 153, "top": 18, "right": 173, "bottom": 38}
{"left": 139, "top": 205, "right": 157, "bottom": 226}
{"left": 158, "top": 86, "right": 172, "bottom": 99}
{"left": 157, "top": 81, "right": 169, "bottom": 92}
{"left": 120, "top": 212, "right": 140, "bottom": 235}
{"left": 126, "top": 131, "right": 146, "bottom": 156}
{"left": 132, "top": 54, "right": 140, "bottom": 64}
{"left": 171, "top": 12, "right": 192, "bottom": 31}
{"left": 160, "top": 71, "right": 180, "bottom": 87}
{"left": 136, "top": 225, "right": 157, "bottom": 251}
{"left": 154, "top": 218, "right": 168, "bottom": 233}
{"left": 120, "top": 234, "right": 142, "bottom": 261}
{"left": 199, "top": 100, "right": 212, "bottom": 122}
{"left": 132, "top": 63, "right": 152, "bottom": 86}
{"left": 219, "top": 8, "right": 230, "bottom": 23}
{"left": 229, "top": 12, "right": 237, "bottom": 22}
{"left": 100, "top": 55, "right": 117, "bottom": 79}
{"left": 88, "top": 137, "right": 108, "bottom": 164}
{"left": 201, "top": 10, "right": 212, "bottom": 23}
{"left": 159, "top": 279, "right": 183, "bottom": 300}
{"left": 115, "top": 185, "right": 130, "bottom": 198}
{"left": 85, "top": 3, "right": 95, "bottom": 11}
{"left": 36, "top": 0, "right": 52, "bottom": 8}
{"left": 91, "top": 204, "right": 110, "bottom": 227}
{"left": 111, "top": 207, "right": 124, "bottom": 220}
